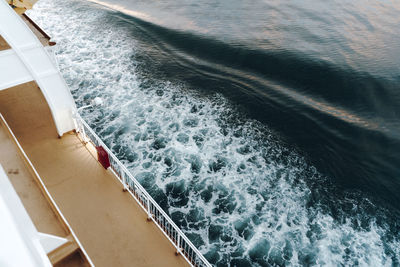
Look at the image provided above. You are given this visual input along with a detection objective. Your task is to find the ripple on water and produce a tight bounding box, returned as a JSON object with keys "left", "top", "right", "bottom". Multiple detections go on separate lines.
{"left": 28, "top": 1, "right": 400, "bottom": 266}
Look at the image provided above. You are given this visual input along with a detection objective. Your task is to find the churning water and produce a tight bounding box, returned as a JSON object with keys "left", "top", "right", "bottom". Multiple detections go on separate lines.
{"left": 29, "top": 0, "right": 400, "bottom": 266}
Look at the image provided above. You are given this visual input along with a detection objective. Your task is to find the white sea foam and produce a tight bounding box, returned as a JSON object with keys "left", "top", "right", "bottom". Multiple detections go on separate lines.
{"left": 28, "top": 1, "right": 400, "bottom": 266}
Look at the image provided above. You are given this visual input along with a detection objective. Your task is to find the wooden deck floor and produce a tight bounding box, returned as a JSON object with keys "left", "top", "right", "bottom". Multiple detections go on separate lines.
{"left": 0, "top": 35, "right": 11, "bottom": 50}
{"left": 0, "top": 85, "right": 89, "bottom": 266}
{"left": 0, "top": 82, "right": 188, "bottom": 267}
{"left": 0, "top": 119, "right": 67, "bottom": 237}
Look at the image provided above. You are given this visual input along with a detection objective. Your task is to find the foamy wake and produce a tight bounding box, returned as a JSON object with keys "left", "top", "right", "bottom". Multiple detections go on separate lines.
{"left": 28, "top": 0, "right": 399, "bottom": 266}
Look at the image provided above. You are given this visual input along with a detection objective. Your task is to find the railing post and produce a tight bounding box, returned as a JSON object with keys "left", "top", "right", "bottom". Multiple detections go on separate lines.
{"left": 146, "top": 197, "right": 151, "bottom": 221}
{"left": 175, "top": 235, "right": 181, "bottom": 256}
{"left": 122, "top": 173, "right": 128, "bottom": 192}
{"left": 80, "top": 122, "right": 88, "bottom": 143}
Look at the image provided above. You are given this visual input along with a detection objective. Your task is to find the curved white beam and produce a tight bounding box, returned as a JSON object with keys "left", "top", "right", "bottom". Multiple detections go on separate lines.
{"left": 0, "top": 0, "right": 77, "bottom": 136}
{"left": 0, "top": 50, "right": 33, "bottom": 90}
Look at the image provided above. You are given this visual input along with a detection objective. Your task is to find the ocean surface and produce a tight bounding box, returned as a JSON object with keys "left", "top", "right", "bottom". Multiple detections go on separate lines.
{"left": 29, "top": 0, "right": 400, "bottom": 266}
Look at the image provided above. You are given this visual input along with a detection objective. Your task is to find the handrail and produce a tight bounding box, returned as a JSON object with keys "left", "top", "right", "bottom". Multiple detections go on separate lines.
{"left": 74, "top": 114, "right": 211, "bottom": 267}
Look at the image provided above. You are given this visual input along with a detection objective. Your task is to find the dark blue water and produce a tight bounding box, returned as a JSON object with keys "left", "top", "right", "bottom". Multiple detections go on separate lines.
{"left": 29, "top": 0, "right": 400, "bottom": 265}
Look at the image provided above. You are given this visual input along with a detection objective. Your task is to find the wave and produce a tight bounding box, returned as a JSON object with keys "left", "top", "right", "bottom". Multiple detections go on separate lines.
{"left": 28, "top": 0, "right": 400, "bottom": 265}
{"left": 92, "top": 4, "right": 398, "bottom": 134}
{"left": 95, "top": 6, "right": 400, "bottom": 208}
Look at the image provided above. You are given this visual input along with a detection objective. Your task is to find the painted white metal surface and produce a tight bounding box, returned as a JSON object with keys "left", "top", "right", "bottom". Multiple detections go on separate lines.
{"left": 0, "top": 50, "right": 33, "bottom": 90}
{"left": 38, "top": 233, "right": 68, "bottom": 254}
{"left": 0, "top": 0, "right": 77, "bottom": 136}
{"left": 0, "top": 164, "right": 52, "bottom": 267}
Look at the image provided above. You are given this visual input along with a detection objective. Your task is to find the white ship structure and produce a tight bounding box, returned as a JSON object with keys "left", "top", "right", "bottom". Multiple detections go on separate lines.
{"left": 0, "top": 0, "right": 211, "bottom": 266}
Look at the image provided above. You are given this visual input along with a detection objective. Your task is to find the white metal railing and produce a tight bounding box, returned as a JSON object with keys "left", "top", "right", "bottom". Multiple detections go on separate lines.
{"left": 74, "top": 114, "right": 211, "bottom": 267}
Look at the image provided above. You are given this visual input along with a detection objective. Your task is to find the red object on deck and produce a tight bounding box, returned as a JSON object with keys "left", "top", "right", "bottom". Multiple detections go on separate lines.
{"left": 96, "top": 146, "right": 110, "bottom": 169}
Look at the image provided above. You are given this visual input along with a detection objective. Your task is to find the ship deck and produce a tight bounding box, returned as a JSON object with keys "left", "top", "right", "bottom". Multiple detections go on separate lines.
{"left": 0, "top": 111, "right": 87, "bottom": 267}
{"left": 0, "top": 82, "right": 188, "bottom": 266}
